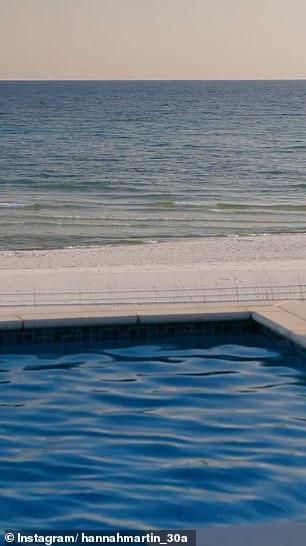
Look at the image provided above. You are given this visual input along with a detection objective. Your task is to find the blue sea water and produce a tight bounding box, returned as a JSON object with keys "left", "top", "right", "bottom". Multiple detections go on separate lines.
{"left": 0, "top": 80, "right": 306, "bottom": 250}
{"left": 1, "top": 333, "right": 306, "bottom": 529}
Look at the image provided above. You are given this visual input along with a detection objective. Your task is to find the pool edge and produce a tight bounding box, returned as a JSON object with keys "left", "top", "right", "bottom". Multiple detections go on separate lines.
{"left": 1, "top": 300, "right": 306, "bottom": 353}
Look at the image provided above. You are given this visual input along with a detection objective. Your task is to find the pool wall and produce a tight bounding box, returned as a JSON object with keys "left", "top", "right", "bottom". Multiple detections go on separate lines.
{"left": 1, "top": 301, "right": 306, "bottom": 356}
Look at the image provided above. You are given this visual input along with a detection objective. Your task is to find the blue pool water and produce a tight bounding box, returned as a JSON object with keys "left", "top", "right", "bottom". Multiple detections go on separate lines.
{"left": 1, "top": 333, "right": 306, "bottom": 529}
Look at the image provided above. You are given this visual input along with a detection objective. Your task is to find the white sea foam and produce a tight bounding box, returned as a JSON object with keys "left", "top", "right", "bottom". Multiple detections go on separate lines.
{"left": 0, "top": 202, "right": 26, "bottom": 208}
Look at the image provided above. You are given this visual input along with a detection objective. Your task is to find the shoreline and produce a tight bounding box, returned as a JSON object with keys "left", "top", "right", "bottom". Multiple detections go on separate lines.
{"left": 0, "top": 233, "right": 306, "bottom": 307}
{"left": 1, "top": 233, "right": 306, "bottom": 270}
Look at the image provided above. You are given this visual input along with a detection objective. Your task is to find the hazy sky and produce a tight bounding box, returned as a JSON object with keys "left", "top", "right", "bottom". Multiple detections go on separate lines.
{"left": 1, "top": 0, "right": 306, "bottom": 80}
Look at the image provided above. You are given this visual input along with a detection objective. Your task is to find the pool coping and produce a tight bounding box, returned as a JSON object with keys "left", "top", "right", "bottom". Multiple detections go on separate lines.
{"left": 1, "top": 300, "right": 306, "bottom": 350}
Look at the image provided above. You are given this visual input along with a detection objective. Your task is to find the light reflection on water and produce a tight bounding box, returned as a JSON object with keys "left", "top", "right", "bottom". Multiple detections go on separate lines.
{"left": 0, "top": 333, "right": 306, "bottom": 528}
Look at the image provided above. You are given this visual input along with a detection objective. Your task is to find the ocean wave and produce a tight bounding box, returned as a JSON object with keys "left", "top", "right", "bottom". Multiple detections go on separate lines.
{"left": 169, "top": 201, "right": 306, "bottom": 212}
{"left": 1, "top": 81, "right": 306, "bottom": 251}
{"left": 172, "top": 201, "right": 254, "bottom": 210}
{"left": 288, "top": 145, "right": 306, "bottom": 150}
{"left": 25, "top": 203, "right": 43, "bottom": 211}
{"left": 215, "top": 203, "right": 306, "bottom": 212}
{"left": 0, "top": 202, "right": 43, "bottom": 211}
{"left": 0, "top": 202, "right": 26, "bottom": 209}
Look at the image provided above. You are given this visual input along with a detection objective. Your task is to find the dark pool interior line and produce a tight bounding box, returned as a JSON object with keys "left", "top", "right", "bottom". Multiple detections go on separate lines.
{"left": 0, "top": 319, "right": 306, "bottom": 529}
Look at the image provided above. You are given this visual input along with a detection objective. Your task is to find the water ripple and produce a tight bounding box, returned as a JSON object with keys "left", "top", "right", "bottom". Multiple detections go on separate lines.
{"left": 0, "top": 334, "right": 306, "bottom": 527}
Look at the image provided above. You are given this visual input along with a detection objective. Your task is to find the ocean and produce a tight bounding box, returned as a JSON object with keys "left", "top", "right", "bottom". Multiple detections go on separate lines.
{"left": 0, "top": 80, "right": 306, "bottom": 251}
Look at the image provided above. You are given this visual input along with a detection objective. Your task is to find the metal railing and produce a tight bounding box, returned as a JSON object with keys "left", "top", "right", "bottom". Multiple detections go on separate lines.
{"left": 1, "top": 283, "right": 306, "bottom": 307}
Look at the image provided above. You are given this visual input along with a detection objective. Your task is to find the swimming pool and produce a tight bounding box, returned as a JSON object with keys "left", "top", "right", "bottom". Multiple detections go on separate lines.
{"left": 1, "top": 328, "right": 306, "bottom": 529}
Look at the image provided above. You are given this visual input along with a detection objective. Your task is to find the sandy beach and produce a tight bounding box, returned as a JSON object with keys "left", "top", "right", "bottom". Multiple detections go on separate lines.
{"left": 1, "top": 233, "right": 306, "bottom": 307}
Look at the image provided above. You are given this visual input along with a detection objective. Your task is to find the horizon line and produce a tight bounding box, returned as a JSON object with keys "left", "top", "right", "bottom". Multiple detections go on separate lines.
{"left": 1, "top": 77, "right": 306, "bottom": 83}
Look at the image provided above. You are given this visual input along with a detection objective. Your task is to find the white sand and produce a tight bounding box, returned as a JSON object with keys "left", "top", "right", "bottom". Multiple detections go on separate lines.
{"left": 1, "top": 234, "right": 306, "bottom": 307}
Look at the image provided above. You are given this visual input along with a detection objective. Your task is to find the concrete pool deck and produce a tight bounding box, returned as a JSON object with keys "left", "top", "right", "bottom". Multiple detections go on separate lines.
{"left": 1, "top": 299, "right": 306, "bottom": 351}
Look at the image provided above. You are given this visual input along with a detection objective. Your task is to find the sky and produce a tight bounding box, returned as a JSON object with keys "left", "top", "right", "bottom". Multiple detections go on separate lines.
{"left": 1, "top": 0, "right": 306, "bottom": 80}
